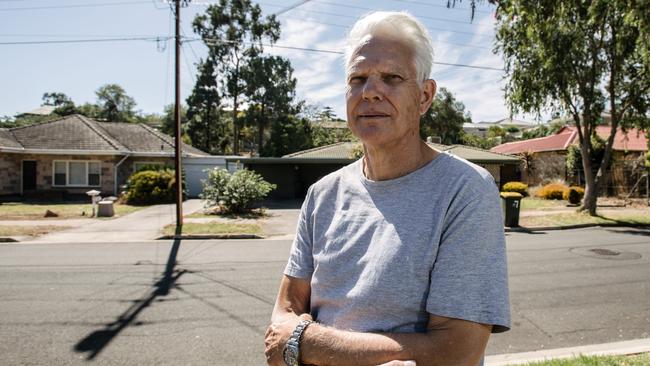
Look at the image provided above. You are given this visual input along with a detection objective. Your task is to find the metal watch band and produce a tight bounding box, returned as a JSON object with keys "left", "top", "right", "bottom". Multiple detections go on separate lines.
{"left": 283, "top": 319, "right": 313, "bottom": 366}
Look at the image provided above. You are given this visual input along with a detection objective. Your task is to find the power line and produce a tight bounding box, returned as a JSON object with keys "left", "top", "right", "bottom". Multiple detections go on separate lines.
{"left": 0, "top": 36, "right": 171, "bottom": 45}
{"left": 191, "top": 36, "right": 504, "bottom": 71}
{"left": 0, "top": 0, "right": 153, "bottom": 11}
{"left": 310, "top": 0, "right": 479, "bottom": 27}
{"left": 270, "top": 5, "right": 494, "bottom": 38}
{"left": 273, "top": 0, "right": 311, "bottom": 16}
{"left": 389, "top": 0, "right": 492, "bottom": 14}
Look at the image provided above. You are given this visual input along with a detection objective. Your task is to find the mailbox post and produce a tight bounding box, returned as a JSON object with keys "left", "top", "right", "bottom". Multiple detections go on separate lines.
{"left": 86, "top": 190, "right": 101, "bottom": 217}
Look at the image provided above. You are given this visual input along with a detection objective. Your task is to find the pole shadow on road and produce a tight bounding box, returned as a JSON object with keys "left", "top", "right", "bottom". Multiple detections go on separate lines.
{"left": 73, "top": 232, "right": 187, "bottom": 361}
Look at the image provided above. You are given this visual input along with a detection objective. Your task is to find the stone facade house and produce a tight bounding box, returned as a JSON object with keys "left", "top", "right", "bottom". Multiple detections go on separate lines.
{"left": 491, "top": 126, "right": 648, "bottom": 195}
{"left": 0, "top": 114, "right": 208, "bottom": 199}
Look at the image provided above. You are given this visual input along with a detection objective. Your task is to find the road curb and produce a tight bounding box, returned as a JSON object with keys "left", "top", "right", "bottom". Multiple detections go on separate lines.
{"left": 156, "top": 234, "right": 264, "bottom": 240}
{"left": 506, "top": 222, "right": 650, "bottom": 232}
{"left": 485, "top": 338, "right": 650, "bottom": 365}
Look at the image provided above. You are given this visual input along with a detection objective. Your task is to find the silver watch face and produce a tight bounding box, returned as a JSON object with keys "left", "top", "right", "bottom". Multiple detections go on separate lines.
{"left": 283, "top": 343, "right": 299, "bottom": 366}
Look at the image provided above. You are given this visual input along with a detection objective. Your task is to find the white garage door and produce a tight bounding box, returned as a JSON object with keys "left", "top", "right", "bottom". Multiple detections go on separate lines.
{"left": 182, "top": 156, "right": 240, "bottom": 198}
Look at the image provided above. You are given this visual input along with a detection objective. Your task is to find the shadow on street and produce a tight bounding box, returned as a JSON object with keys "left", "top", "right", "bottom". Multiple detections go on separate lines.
{"left": 73, "top": 235, "right": 186, "bottom": 360}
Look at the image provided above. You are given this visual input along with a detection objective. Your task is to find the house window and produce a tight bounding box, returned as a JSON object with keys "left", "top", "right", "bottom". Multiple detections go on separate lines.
{"left": 134, "top": 162, "right": 164, "bottom": 172}
{"left": 54, "top": 162, "right": 67, "bottom": 186}
{"left": 52, "top": 161, "right": 102, "bottom": 187}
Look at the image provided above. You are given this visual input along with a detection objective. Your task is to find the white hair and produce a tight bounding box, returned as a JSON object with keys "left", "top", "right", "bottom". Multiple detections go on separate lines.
{"left": 344, "top": 11, "right": 434, "bottom": 83}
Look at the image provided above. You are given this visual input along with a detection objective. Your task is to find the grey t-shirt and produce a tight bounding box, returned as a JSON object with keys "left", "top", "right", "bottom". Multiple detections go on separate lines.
{"left": 284, "top": 151, "right": 510, "bottom": 334}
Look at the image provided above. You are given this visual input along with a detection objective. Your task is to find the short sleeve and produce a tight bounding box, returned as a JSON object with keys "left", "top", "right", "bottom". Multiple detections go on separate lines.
{"left": 426, "top": 179, "right": 511, "bottom": 333}
{"left": 283, "top": 186, "right": 315, "bottom": 279}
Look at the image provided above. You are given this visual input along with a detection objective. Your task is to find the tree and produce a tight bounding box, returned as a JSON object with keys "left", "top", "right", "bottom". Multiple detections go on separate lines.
{"left": 419, "top": 87, "right": 470, "bottom": 144}
{"left": 494, "top": 0, "right": 650, "bottom": 215}
{"left": 160, "top": 104, "right": 192, "bottom": 145}
{"left": 95, "top": 84, "right": 137, "bottom": 122}
{"left": 241, "top": 55, "right": 297, "bottom": 153}
{"left": 193, "top": 0, "right": 280, "bottom": 154}
{"left": 42, "top": 92, "right": 76, "bottom": 116}
{"left": 185, "top": 58, "right": 229, "bottom": 154}
{"left": 261, "top": 115, "right": 312, "bottom": 157}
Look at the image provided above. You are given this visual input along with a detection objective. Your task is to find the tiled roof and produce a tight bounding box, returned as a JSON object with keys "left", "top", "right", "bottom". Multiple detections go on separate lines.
{"left": 284, "top": 141, "right": 520, "bottom": 163}
{"left": 0, "top": 114, "right": 208, "bottom": 156}
{"left": 284, "top": 142, "right": 353, "bottom": 159}
{"left": 0, "top": 128, "right": 22, "bottom": 148}
{"left": 10, "top": 115, "right": 122, "bottom": 151}
{"left": 491, "top": 126, "right": 648, "bottom": 154}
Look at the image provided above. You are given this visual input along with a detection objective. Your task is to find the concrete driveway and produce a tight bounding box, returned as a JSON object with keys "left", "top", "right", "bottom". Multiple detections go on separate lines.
{"left": 28, "top": 200, "right": 205, "bottom": 243}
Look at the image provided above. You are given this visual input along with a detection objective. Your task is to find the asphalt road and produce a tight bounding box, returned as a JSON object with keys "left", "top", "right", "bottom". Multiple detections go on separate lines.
{"left": 0, "top": 227, "right": 648, "bottom": 365}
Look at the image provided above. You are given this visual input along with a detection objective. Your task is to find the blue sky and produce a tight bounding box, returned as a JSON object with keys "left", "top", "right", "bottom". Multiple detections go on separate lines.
{"left": 0, "top": 0, "right": 541, "bottom": 123}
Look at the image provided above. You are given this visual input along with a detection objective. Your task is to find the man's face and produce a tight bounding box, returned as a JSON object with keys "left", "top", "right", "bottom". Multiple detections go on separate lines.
{"left": 346, "top": 36, "right": 434, "bottom": 148}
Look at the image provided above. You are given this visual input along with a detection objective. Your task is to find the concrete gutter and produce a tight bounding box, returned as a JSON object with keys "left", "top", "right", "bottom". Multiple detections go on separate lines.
{"left": 156, "top": 234, "right": 264, "bottom": 240}
{"left": 506, "top": 222, "right": 650, "bottom": 232}
{"left": 485, "top": 338, "right": 650, "bottom": 365}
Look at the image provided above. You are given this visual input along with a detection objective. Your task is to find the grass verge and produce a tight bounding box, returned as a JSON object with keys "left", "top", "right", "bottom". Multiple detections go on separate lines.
{"left": 186, "top": 208, "right": 268, "bottom": 219}
{"left": 163, "top": 222, "right": 262, "bottom": 236}
{"left": 525, "top": 353, "right": 650, "bottom": 365}
{"left": 0, "top": 225, "right": 72, "bottom": 237}
{"left": 519, "top": 212, "right": 650, "bottom": 228}
{"left": 0, "top": 202, "right": 142, "bottom": 220}
{"left": 521, "top": 197, "right": 569, "bottom": 210}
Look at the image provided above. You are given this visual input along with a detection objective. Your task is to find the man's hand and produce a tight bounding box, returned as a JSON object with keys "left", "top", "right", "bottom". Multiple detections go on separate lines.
{"left": 264, "top": 313, "right": 313, "bottom": 366}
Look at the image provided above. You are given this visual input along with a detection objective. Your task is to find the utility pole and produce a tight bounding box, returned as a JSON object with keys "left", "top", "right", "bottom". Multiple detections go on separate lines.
{"left": 173, "top": 0, "right": 184, "bottom": 229}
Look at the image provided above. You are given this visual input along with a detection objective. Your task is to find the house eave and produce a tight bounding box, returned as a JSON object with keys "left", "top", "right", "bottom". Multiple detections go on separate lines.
{"left": 225, "top": 157, "right": 356, "bottom": 164}
{"left": 0, "top": 148, "right": 199, "bottom": 157}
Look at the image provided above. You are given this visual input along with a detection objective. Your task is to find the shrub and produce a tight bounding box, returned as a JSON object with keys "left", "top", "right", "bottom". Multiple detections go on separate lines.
{"left": 563, "top": 186, "right": 585, "bottom": 204}
{"left": 201, "top": 169, "right": 276, "bottom": 214}
{"left": 502, "top": 181, "right": 528, "bottom": 196}
{"left": 124, "top": 169, "right": 176, "bottom": 205}
{"left": 537, "top": 182, "right": 568, "bottom": 200}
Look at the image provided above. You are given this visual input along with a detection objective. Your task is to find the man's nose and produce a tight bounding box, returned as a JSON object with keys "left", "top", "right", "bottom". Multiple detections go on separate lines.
{"left": 361, "top": 77, "right": 383, "bottom": 101}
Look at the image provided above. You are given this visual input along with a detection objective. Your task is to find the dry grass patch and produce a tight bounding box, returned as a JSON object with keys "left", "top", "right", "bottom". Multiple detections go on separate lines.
{"left": 163, "top": 222, "right": 262, "bottom": 236}
{"left": 0, "top": 202, "right": 142, "bottom": 220}
{"left": 520, "top": 211, "right": 650, "bottom": 228}
{"left": 0, "top": 225, "right": 72, "bottom": 237}
{"left": 520, "top": 197, "right": 568, "bottom": 210}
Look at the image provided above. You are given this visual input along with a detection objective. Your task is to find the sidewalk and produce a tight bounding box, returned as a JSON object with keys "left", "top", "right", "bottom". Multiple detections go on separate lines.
{"left": 24, "top": 199, "right": 204, "bottom": 243}
{"left": 486, "top": 338, "right": 650, "bottom": 365}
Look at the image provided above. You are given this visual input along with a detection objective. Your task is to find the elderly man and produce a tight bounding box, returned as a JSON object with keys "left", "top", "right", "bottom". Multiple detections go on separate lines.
{"left": 265, "top": 11, "right": 510, "bottom": 366}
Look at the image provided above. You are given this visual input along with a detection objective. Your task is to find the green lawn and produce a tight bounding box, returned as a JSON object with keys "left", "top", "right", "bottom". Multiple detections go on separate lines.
{"left": 521, "top": 197, "right": 569, "bottom": 210}
{"left": 163, "top": 222, "right": 262, "bottom": 236}
{"left": 0, "top": 225, "right": 72, "bottom": 237}
{"left": 525, "top": 353, "right": 650, "bottom": 365}
{"left": 519, "top": 212, "right": 650, "bottom": 228}
{"left": 0, "top": 202, "right": 142, "bottom": 220}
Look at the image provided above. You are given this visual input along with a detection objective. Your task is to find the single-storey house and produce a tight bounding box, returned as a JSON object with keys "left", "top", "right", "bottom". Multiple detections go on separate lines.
{"left": 0, "top": 114, "right": 208, "bottom": 199}
{"left": 491, "top": 126, "right": 648, "bottom": 195}
{"left": 226, "top": 141, "right": 521, "bottom": 199}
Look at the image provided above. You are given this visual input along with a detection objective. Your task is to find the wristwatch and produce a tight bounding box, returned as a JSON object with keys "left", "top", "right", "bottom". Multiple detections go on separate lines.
{"left": 283, "top": 319, "right": 313, "bottom": 366}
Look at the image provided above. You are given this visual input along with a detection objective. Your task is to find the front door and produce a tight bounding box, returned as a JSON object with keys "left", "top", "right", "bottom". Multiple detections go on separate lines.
{"left": 22, "top": 161, "right": 37, "bottom": 191}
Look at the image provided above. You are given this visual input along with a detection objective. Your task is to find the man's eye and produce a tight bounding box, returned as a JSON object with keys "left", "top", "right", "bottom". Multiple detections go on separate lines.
{"left": 349, "top": 76, "right": 365, "bottom": 84}
{"left": 385, "top": 75, "right": 403, "bottom": 82}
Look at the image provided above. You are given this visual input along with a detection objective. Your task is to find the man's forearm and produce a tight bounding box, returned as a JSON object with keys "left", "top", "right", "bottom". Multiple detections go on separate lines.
{"left": 300, "top": 320, "right": 490, "bottom": 366}
{"left": 300, "top": 323, "right": 432, "bottom": 366}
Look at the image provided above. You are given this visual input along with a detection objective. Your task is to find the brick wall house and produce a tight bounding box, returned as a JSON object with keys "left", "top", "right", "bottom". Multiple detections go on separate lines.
{"left": 0, "top": 114, "right": 208, "bottom": 198}
{"left": 491, "top": 126, "right": 648, "bottom": 193}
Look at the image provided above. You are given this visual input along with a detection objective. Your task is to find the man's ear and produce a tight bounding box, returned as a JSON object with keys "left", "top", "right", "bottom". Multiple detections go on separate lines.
{"left": 419, "top": 79, "right": 437, "bottom": 115}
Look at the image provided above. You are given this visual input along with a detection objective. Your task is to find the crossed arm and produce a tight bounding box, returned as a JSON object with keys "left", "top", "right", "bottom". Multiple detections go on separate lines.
{"left": 264, "top": 275, "right": 492, "bottom": 366}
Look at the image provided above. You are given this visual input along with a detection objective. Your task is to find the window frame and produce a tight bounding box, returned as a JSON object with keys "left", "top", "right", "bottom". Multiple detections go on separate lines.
{"left": 51, "top": 160, "right": 102, "bottom": 187}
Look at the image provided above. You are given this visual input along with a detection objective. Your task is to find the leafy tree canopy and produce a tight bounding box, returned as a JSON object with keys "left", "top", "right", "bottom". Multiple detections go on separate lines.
{"left": 419, "top": 87, "right": 470, "bottom": 145}
{"left": 95, "top": 84, "right": 137, "bottom": 122}
{"left": 494, "top": 0, "right": 650, "bottom": 215}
